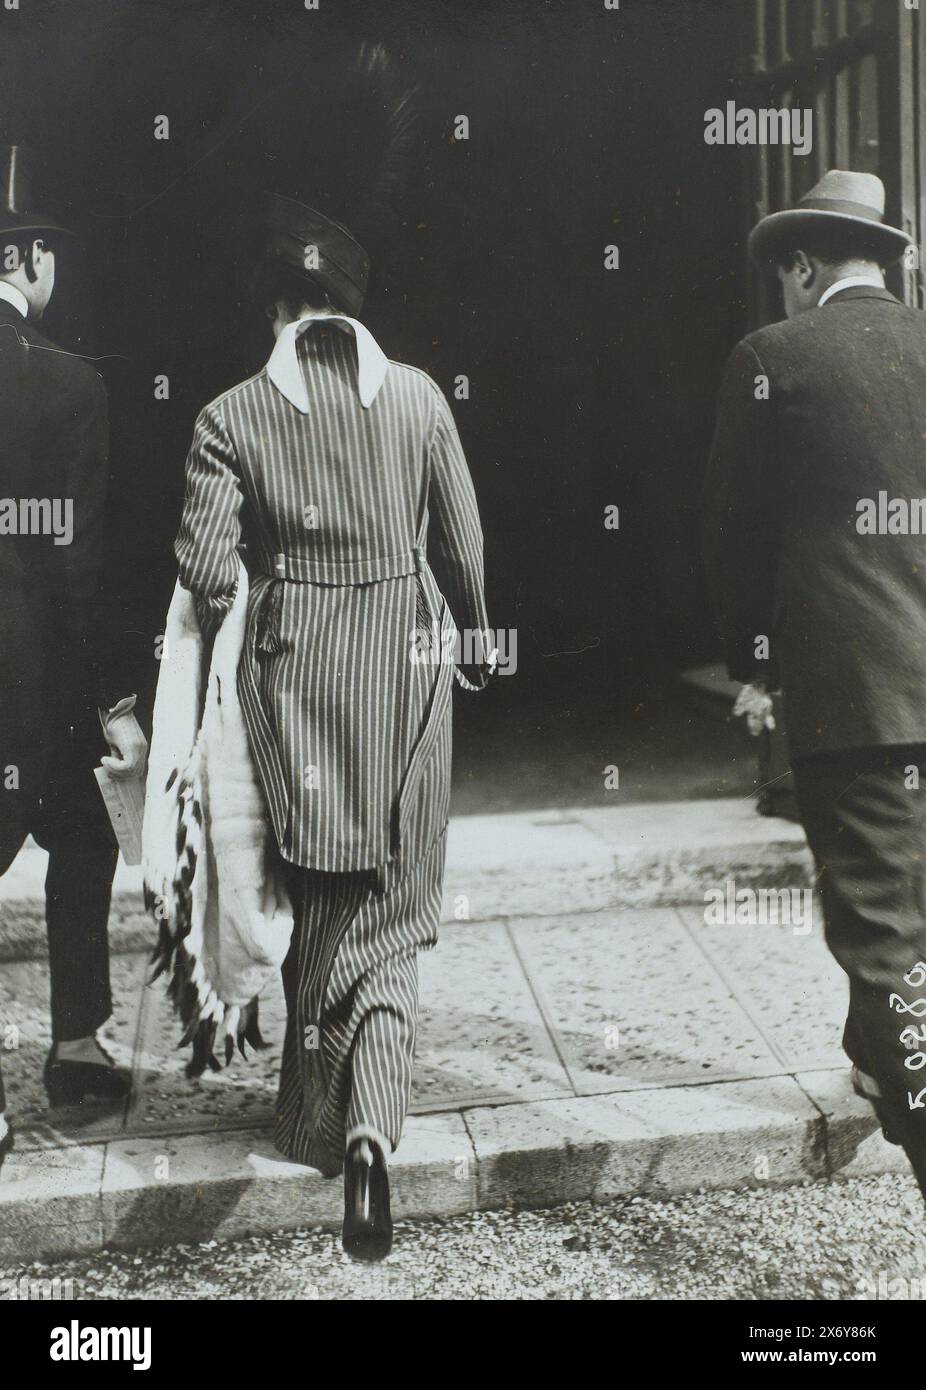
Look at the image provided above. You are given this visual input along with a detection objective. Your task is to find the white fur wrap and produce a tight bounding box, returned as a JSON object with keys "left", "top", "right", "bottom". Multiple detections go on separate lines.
{"left": 142, "top": 564, "right": 293, "bottom": 1074}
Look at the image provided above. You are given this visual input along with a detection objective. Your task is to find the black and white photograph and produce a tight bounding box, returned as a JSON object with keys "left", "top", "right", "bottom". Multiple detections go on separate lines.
{"left": 1, "top": 0, "right": 926, "bottom": 1344}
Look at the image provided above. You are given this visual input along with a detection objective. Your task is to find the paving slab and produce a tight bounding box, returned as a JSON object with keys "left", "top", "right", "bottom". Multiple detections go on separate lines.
{"left": 444, "top": 811, "right": 618, "bottom": 921}
{"left": 464, "top": 1075, "right": 825, "bottom": 1210}
{"left": 129, "top": 959, "right": 286, "bottom": 1135}
{"left": 674, "top": 902, "right": 848, "bottom": 1072}
{"left": 0, "top": 952, "right": 143, "bottom": 1145}
{"left": 509, "top": 909, "right": 783, "bottom": 1093}
{"left": 574, "top": 799, "right": 812, "bottom": 907}
{"left": 414, "top": 922, "right": 572, "bottom": 1108}
{"left": 575, "top": 797, "right": 807, "bottom": 854}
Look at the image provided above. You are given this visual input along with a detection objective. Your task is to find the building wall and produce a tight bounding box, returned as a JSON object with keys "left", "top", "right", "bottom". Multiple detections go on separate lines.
{"left": 0, "top": 0, "right": 745, "bottom": 718}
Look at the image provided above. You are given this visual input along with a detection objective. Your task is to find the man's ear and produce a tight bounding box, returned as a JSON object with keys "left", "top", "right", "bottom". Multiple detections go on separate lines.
{"left": 794, "top": 249, "right": 815, "bottom": 285}
{"left": 23, "top": 238, "right": 44, "bottom": 284}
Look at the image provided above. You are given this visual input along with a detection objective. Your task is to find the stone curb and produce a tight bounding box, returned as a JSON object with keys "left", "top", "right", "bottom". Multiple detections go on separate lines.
{"left": 0, "top": 1070, "right": 905, "bottom": 1263}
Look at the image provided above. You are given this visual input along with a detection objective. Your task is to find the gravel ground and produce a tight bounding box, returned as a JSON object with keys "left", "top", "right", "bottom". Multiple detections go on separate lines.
{"left": 4, "top": 1174, "right": 926, "bottom": 1300}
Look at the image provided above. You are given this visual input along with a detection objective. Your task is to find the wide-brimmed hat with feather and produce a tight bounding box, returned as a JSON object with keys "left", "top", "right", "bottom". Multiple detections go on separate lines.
{"left": 259, "top": 193, "right": 370, "bottom": 317}
{"left": 251, "top": 43, "right": 418, "bottom": 318}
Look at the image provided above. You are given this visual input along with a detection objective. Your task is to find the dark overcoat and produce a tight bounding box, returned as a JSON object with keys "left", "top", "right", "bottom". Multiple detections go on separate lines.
{"left": 702, "top": 285, "right": 926, "bottom": 760}
{"left": 0, "top": 299, "right": 122, "bottom": 861}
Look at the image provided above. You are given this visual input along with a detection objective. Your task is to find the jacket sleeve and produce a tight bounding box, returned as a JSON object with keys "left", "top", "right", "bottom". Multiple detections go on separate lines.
{"left": 427, "top": 388, "right": 493, "bottom": 690}
{"left": 174, "top": 403, "right": 242, "bottom": 641}
{"left": 701, "top": 340, "right": 781, "bottom": 687}
{"left": 56, "top": 370, "right": 129, "bottom": 711}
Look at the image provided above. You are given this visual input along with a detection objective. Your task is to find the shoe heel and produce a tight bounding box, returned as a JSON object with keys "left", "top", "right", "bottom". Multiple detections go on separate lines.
{"left": 342, "top": 1139, "right": 393, "bottom": 1262}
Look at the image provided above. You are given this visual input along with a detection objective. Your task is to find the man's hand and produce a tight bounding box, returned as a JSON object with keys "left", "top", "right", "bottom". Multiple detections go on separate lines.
{"left": 101, "top": 713, "right": 148, "bottom": 780}
{"left": 733, "top": 682, "right": 776, "bottom": 737}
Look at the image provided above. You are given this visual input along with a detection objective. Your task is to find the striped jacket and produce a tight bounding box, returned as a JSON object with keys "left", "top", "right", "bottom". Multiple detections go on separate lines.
{"left": 175, "top": 322, "right": 491, "bottom": 882}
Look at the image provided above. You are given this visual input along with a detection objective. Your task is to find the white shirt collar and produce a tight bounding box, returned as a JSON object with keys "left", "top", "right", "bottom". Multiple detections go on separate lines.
{"left": 818, "top": 275, "right": 886, "bottom": 308}
{"left": 266, "top": 313, "right": 389, "bottom": 412}
{"left": 0, "top": 282, "right": 29, "bottom": 319}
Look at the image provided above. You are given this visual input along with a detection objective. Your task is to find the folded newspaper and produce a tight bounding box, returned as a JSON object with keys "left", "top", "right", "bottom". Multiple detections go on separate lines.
{"left": 94, "top": 765, "right": 145, "bottom": 865}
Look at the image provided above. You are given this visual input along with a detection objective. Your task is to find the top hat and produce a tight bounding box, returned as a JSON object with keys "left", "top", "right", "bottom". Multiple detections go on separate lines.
{"left": 749, "top": 170, "right": 912, "bottom": 268}
{"left": 259, "top": 193, "right": 370, "bottom": 318}
{"left": 0, "top": 144, "right": 73, "bottom": 241}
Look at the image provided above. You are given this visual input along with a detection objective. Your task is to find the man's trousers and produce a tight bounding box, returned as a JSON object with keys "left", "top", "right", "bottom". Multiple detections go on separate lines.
{"left": 793, "top": 743, "right": 926, "bottom": 1153}
{"left": 0, "top": 717, "right": 118, "bottom": 1113}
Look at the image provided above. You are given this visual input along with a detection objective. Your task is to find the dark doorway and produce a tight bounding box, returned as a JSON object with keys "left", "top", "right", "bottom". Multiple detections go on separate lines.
{"left": 0, "top": 0, "right": 751, "bottom": 811}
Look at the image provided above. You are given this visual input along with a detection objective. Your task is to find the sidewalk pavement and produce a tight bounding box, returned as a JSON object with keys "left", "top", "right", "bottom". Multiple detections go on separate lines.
{"left": 0, "top": 798, "right": 904, "bottom": 1264}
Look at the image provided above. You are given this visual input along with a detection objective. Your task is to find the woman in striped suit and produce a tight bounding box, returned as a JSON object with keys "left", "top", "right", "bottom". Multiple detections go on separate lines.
{"left": 174, "top": 193, "right": 493, "bottom": 1261}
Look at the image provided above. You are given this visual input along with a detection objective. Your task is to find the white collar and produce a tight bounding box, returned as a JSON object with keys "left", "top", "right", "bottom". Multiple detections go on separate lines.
{"left": 266, "top": 313, "right": 389, "bottom": 412}
{"left": 818, "top": 275, "right": 886, "bottom": 307}
{"left": 0, "top": 282, "right": 29, "bottom": 319}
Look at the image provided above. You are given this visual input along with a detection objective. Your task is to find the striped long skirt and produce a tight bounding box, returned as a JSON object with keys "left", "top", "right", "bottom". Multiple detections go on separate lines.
{"left": 274, "top": 831, "right": 447, "bottom": 1177}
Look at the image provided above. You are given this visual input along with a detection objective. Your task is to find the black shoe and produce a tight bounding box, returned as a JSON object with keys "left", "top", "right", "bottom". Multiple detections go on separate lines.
{"left": 0, "top": 1122, "right": 13, "bottom": 1170}
{"left": 851, "top": 1065, "right": 902, "bottom": 1146}
{"left": 44, "top": 1041, "right": 132, "bottom": 1108}
{"left": 342, "top": 1137, "right": 392, "bottom": 1262}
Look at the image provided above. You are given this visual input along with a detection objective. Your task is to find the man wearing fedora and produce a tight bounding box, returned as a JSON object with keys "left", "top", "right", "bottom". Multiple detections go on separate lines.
{"left": 702, "top": 169, "right": 926, "bottom": 1198}
{"left": 0, "top": 145, "right": 147, "bottom": 1168}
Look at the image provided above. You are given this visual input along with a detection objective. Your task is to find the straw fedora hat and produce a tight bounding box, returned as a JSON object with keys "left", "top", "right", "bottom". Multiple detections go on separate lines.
{"left": 749, "top": 169, "right": 912, "bottom": 268}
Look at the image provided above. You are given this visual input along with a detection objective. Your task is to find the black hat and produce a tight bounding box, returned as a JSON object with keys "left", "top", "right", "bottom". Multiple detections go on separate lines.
{"left": 0, "top": 144, "right": 73, "bottom": 242}
{"left": 749, "top": 170, "right": 912, "bottom": 268}
{"left": 259, "top": 193, "right": 370, "bottom": 318}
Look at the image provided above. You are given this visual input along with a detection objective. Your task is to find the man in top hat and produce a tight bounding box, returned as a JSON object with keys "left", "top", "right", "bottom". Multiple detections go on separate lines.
{"left": 0, "top": 145, "right": 147, "bottom": 1167}
{"left": 702, "top": 168, "right": 926, "bottom": 1197}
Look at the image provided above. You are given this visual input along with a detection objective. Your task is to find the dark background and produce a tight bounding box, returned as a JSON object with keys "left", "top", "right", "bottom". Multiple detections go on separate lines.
{"left": 0, "top": 0, "right": 754, "bottom": 809}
